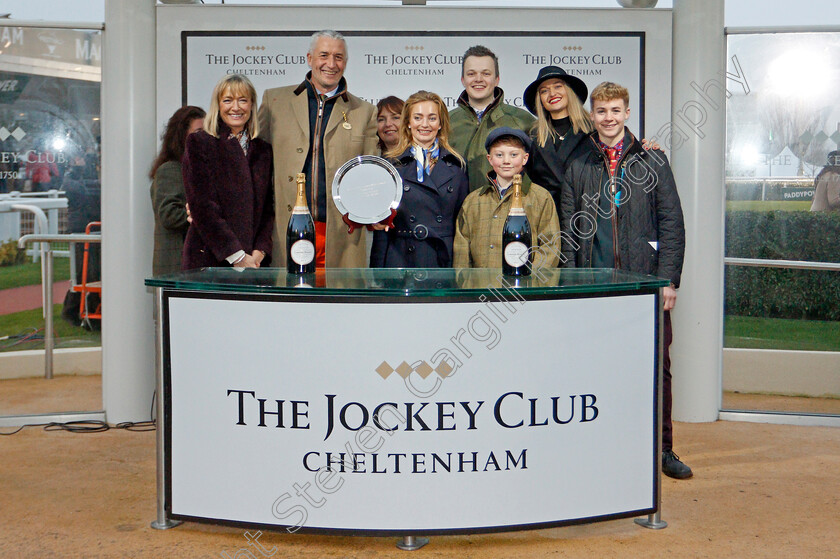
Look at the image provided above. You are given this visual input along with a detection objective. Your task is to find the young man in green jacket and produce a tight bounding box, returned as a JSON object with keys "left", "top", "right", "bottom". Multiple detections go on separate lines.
{"left": 449, "top": 45, "right": 535, "bottom": 191}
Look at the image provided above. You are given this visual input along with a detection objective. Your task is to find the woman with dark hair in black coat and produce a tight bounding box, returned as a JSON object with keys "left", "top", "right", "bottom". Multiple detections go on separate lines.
{"left": 150, "top": 105, "right": 206, "bottom": 275}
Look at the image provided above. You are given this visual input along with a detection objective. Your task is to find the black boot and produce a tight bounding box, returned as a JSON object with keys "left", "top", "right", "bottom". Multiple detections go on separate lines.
{"left": 662, "top": 450, "right": 693, "bottom": 479}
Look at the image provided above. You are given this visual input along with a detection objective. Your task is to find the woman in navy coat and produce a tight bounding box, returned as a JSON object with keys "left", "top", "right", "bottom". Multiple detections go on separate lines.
{"left": 370, "top": 90, "right": 469, "bottom": 268}
{"left": 182, "top": 74, "right": 274, "bottom": 270}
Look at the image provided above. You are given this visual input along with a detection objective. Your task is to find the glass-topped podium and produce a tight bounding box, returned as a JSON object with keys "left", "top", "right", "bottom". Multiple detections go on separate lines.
{"left": 146, "top": 267, "right": 669, "bottom": 297}
{"left": 146, "top": 268, "right": 669, "bottom": 536}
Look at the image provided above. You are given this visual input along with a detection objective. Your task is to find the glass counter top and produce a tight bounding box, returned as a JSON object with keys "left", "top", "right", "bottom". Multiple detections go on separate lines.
{"left": 146, "top": 268, "right": 669, "bottom": 298}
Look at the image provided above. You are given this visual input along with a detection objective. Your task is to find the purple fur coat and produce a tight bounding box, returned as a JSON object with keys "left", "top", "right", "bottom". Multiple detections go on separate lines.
{"left": 181, "top": 124, "right": 274, "bottom": 270}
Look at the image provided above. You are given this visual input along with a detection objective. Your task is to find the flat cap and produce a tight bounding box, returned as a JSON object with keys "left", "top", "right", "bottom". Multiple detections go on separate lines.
{"left": 485, "top": 126, "right": 532, "bottom": 153}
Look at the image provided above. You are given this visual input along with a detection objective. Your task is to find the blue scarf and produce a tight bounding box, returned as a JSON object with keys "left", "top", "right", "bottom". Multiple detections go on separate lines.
{"left": 411, "top": 140, "right": 439, "bottom": 183}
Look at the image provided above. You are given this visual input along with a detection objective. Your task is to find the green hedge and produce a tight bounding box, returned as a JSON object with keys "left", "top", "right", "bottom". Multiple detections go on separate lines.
{"left": 725, "top": 210, "right": 840, "bottom": 321}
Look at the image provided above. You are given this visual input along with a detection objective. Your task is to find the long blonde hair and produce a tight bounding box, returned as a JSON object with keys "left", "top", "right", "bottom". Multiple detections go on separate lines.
{"left": 533, "top": 81, "right": 593, "bottom": 148}
{"left": 385, "top": 90, "right": 465, "bottom": 167}
{"left": 204, "top": 74, "right": 259, "bottom": 139}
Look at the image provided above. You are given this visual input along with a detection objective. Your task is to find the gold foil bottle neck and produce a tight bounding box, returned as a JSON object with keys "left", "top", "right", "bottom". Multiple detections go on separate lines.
{"left": 510, "top": 174, "right": 525, "bottom": 213}
{"left": 293, "top": 173, "right": 309, "bottom": 214}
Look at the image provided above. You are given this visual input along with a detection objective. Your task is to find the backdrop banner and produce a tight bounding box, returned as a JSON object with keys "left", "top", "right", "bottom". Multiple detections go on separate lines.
{"left": 183, "top": 31, "right": 644, "bottom": 133}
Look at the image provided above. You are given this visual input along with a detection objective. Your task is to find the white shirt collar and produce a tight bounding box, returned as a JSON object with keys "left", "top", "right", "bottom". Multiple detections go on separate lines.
{"left": 320, "top": 86, "right": 339, "bottom": 98}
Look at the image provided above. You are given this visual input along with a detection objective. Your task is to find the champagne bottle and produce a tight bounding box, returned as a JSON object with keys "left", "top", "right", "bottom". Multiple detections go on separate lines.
{"left": 502, "top": 174, "right": 532, "bottom": 276}
{"left": 287, "top": 173, "right": 316, "bottom": 274}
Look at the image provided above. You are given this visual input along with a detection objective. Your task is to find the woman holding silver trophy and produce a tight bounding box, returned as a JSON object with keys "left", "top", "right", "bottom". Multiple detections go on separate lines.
{"left": 369, "top": 90, "right": 469, "bottom": 268}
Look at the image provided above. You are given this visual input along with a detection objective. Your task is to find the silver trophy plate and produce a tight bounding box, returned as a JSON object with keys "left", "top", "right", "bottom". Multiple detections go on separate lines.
{"left": 332, "top": 155, "right": 402, "bottom": 224}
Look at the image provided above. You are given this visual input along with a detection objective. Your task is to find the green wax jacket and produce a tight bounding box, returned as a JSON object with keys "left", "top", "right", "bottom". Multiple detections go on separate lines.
{"left": 449, "top": 87, "right": 535, "bottom": 192}
{"left": 454, "top": 172, "right": 560, "bottom": 270}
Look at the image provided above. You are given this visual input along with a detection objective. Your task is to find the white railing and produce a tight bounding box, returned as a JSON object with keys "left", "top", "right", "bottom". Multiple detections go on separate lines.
{"left": 16, "top": 232, "right": 102, "bottom": 380}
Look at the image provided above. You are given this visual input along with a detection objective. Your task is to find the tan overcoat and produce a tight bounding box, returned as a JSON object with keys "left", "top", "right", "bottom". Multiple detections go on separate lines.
{"left": 257, "top": 78, "right": 378, "bottom": 268}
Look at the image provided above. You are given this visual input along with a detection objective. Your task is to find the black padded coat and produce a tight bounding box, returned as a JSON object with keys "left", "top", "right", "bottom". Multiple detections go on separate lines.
{"left": 561, "top": 129, "right": 686, "bottom": 287}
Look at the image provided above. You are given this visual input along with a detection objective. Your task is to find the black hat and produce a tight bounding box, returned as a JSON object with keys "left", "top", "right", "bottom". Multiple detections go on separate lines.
{"left": 828, "top": 150, "right": 840, "bottom": 166}
{"left": 523, "top": 66, "right": 588, "bottom": 116}
{"left": 485, "top": 127, "right": 532, "bottom": 153}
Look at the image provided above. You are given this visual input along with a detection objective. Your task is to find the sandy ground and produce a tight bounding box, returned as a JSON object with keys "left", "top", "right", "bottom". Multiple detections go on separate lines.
{"left": 1, "top": 417, "right": 838, "bottom": 558}
{"left": 1, "top": 374, "right": 102, "bottom": 416}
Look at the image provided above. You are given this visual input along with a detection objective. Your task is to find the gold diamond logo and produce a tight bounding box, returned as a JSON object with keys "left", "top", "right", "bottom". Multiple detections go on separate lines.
{"left": 395, "top": 361, "right": 413, "bottom": 378}
{"left": 415, "top": 362, "right": 433, "bottom": 379}
{"left": 435, "top": 360, "right": 454, "bottom": 377}
{"left": 375, "top": 361, "right": 394, "bottom": 379}
{"left": 377, "top": 358, "right": 455, "bottom": 380}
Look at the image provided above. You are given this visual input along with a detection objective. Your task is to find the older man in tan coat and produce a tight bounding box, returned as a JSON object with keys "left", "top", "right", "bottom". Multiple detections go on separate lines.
{"left": 258, "top": 30, "right": 378, "bottom": 268}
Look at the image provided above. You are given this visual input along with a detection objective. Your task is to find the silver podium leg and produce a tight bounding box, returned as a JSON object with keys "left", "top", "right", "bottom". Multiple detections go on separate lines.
{"left": 396, "top": 536, "right": 429, "bottom": 551}
{"left": 151, "top": 288, "right": 181, "bottom": 530}
{"left": 635, "top": 290, "right": 667, "bottom": 531}
{"left": 635, "top": 511, "right": 667, "bottom": 530}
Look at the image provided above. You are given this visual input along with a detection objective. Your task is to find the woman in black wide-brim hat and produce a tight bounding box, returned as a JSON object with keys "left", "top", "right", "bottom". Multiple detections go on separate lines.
{"left": 523, "top": 66, "right": 593, "bottom": 212}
